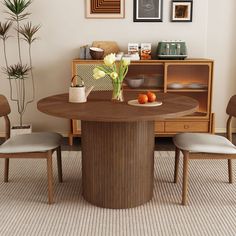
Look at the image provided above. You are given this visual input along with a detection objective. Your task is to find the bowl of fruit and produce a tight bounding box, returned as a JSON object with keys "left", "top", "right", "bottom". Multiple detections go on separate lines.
{"left": 128, "top": 91, "right": 162, "bottom": 107}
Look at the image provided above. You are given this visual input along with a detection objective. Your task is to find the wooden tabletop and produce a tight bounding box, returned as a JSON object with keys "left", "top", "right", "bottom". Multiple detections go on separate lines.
{"left": 37, "top": 91, "right": 199, "bottom": 122}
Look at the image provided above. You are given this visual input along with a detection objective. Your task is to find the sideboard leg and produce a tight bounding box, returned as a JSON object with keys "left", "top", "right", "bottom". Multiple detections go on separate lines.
{"left": 68, "top": 134, "right": 73, "bottom": 146}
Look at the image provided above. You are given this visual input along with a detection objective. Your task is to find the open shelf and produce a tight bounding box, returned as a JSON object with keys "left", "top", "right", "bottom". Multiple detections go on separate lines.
{"left": 166, "top": 64, "right": 210, "bottom": 85}
{"left": 128, "top": 64, "right": 164, "bottom": 76}
{"left": 167, "top": 89, "right": 208, "bottom": 93}
{"left": 123, "top": 85, "right": 163, "bottom": 92}
{"left": 184, "top": 112, "right": 208, "bottom": 118}
{"left": 168, "top": 91, "right": 209, "bottom": 115}
{"left": 186, "top": 111, "right": 208, "bottom": 117}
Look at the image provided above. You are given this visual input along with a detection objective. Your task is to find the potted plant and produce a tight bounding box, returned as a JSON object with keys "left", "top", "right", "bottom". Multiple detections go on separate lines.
{"left": 0, "top": 0, "right": 40, "bottom": 136}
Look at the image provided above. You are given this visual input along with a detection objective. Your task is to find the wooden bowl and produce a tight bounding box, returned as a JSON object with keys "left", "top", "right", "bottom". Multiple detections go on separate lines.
{"left": 90, "top": 47, "right": 104, "bottom": 60}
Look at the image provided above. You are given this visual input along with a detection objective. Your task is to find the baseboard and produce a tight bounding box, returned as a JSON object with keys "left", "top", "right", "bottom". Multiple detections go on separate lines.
{"left": 215, "top": 128, "right": 226, "bottom": 133}
{"left": 215, "top": 128, "right": 236, "bottom": 133}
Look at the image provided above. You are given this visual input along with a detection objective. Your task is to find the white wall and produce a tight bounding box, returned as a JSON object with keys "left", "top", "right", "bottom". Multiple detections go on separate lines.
{"left": 0, "top": 0, "right": 235, "bottom": 135}
{"left": 207, "top": 0, "right": 236, "bottom": 131}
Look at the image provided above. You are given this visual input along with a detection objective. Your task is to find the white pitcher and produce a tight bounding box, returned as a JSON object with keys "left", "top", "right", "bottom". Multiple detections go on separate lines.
{"left": 69, "top": 75, "right": 94, "bottom": 103}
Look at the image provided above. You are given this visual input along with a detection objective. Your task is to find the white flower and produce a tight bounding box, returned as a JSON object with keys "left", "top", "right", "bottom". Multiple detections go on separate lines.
{"left": 122, "top": 58, "right": 130, "bottom": 66}
{"left": 93, "top": 53, "right": 130, "bottom": 84}
{"left": 110, "top": 72, "right": 118, "bottom": 80}
{"left": 104, "top": 53, "right": 116, "bottom": 67}
{"left": 93, "top": 68, "right": 105, "bottom": 80}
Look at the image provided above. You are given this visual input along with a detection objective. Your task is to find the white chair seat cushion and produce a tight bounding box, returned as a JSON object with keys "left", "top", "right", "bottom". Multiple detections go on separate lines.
{"left": 173, "top": 133, "right": 236, "bottom": 154}
{"left": 0, "top": 132, "right": 63, "bottom": 154}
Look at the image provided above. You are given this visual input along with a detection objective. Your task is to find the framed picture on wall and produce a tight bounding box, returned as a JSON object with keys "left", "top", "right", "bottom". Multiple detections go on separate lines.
{"left": 85, "top": 0, "right": 125, "bottom": 18}
{"left": 171, "top": 0, "right": 193, "bottom": 22}
{"left": 133, "top": 0, "right": 163, "bottom": 22}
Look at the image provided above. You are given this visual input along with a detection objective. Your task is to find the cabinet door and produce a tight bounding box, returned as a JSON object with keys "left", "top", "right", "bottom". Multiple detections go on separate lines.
{"left": 124, "top": 63, "right": 164, "bottom": 91}
{"left": 72, "top": 63, "right": 112, "bottom": 90}
{"left": 166, "top": 63, "right": 211, "bottom": 87}
{"left": 165, "top": 62, "right": 213, "bottom": 118}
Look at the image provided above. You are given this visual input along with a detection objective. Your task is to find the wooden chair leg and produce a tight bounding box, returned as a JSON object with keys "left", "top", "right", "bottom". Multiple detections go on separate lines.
{"left": 174, "top": 147, "right": 180, "bottom": 183}
{"left": 57, "top": 146, "right": 63, "bottom": 183}
{"left": 182, "top": 151, "right": 190, "bottom": 205}
{"left": 4, "top": 158, "right": 9, "bottom": 183}
{"left": 68, "top": 134, "right": 73, "bottom": 146}
{"left": 47, "top": 152, "right": 54, "bottom": 204}
{"left": 228, "top": 159, "right": 233, "bottom": 183}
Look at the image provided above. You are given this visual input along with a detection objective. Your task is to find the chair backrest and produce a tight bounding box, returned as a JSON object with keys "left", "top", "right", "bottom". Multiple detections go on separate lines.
{"left": 0, "top": 95, "right": 11, "bottom": 117}
{"left": 226, "top": 95, "right": 236, "bottom": 117}
{"left": 0, "top": 95, "right": 11, "bottom": 140}
{"left": 226, "top": 95, "right": 236, "bottom": 142}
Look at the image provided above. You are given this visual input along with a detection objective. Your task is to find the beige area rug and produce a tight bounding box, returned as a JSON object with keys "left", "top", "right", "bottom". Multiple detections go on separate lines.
{"left": 0, "top": 151, "right": 236, "bottom": 236}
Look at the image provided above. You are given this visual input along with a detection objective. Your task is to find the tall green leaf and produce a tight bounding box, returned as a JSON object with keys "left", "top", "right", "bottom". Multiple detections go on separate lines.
{"left": 18, "top": 22, "right": 40, "bottom": 44}
{"left": 4, "top": 63, "right": 31, "bottom": 79}
{"left": 4, "top": 0, "right": 32, "bottom": 21}
{"left": 0, "top": 21, "right": 12, "bottom": 40}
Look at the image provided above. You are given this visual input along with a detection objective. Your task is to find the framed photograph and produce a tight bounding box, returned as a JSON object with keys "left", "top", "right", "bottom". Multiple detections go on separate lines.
{"left": 86, "top": 0, "right": 125, "bottom": 19}
{"left": 133, "top": 0, "right": 163, "bottom": 22}
{"left": 171, "top": 0, "right": 193, "bottom": 22}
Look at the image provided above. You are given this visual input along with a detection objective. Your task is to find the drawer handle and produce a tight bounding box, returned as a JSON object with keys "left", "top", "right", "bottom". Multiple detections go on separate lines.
{"left": 184, "top": 125, "right": 190, "bottom": 129}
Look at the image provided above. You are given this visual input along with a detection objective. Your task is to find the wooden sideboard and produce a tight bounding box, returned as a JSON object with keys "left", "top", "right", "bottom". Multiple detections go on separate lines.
{"left": 69, "top": 59, "right": 214, "bottom": 145}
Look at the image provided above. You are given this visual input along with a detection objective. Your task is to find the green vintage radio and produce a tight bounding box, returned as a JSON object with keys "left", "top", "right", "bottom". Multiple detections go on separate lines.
{"left": 157, "top": 40, "right": 187, "bottom": 59}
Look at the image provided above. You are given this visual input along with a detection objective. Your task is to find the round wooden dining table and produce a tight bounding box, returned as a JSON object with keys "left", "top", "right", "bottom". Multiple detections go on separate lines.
{"left": 38, "top": 91, "right": 198, "bottom": 209}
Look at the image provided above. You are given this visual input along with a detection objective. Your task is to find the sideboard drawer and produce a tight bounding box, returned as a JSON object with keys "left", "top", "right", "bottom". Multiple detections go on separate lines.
{"left": 155, "top": 122, "right": 165, "bottom": 132}
{"left": 165, "top": 121, "right": 209, "bottom": 133}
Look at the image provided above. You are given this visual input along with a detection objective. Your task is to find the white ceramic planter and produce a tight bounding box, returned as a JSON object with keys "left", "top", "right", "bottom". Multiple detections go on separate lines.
{"left": 11, "top": 124, "right": 32, "bottom": 137}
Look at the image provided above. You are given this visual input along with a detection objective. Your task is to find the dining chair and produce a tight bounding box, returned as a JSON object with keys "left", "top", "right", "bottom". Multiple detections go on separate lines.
{"left": 173, "top": 94, "right": 236, "bottom": 205}
{"left": 0, "top": 94, "right": 63, "bottom": 204}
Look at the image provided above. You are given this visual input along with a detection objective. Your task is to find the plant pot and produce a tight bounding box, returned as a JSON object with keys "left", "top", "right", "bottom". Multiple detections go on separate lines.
{"left": 11, "top": 124, "right": 32, "bottom": 137}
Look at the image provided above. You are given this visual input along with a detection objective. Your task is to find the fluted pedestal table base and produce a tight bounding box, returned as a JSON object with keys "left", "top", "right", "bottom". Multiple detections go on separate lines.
{"left": 81, "top": 120, "right": 155, "bottom": 209}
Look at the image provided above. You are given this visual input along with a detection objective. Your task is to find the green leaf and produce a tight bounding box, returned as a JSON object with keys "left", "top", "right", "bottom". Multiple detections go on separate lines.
{"left": 0, "top": 21, "right": 12, "bottom": 40}
{"left": 18, "top": 22, "right": 40, "bottom": 44}
{"left": 3, "top": 63, "right": 31, "bottom": 79}
{"left": 96, "top": 65, "right": 112, "bottom": 74}
{"left": 4, "top": 0, "right": 32, "bottom": 20}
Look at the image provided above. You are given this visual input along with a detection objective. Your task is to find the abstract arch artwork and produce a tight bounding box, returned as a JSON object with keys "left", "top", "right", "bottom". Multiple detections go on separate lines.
{"left": 86, "top": 0, "right": 125, "bottom": 18}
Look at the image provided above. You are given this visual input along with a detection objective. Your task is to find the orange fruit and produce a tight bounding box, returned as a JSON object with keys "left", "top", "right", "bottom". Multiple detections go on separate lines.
{"left": 138, "top": 94, "right": 148, "bottom": 104}
{"left": 147, "top": 91, "right": 156, "bottom": 102}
